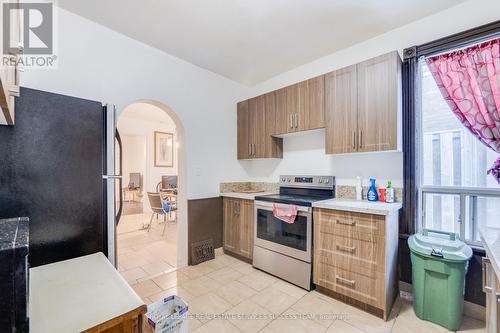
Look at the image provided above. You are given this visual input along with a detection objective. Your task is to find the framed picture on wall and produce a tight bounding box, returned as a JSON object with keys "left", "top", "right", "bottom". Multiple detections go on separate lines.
{"left": 154, "top": 131, "right": 174, "bottom": 167}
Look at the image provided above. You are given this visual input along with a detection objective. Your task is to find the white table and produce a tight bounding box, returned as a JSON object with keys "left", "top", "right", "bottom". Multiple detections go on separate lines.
{"left": 30, "top": 252, "right": 146, "bottom": 333}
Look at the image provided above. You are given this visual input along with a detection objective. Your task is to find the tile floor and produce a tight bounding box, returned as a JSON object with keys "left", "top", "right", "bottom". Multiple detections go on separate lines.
{"left": 117, "top": 213, "right": 177, "bottom": 284}
{"left": 131, "top": 251, "right": 485, "bottom": 333}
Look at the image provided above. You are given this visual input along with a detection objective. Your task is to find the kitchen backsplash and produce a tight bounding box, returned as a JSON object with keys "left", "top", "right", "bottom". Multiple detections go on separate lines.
{"left": 220, "top": 182, "right": 280, "bottom": 193}
{"left": 221, "top": 182, "right": 402, "bottom": 202}
{"left": 336, "top": 185, "right": 403, "bottom": 202}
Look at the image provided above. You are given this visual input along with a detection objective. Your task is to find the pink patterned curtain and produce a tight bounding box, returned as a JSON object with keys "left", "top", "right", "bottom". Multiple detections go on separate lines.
{"left": 426, "top": 38, "right": 500, "bottom": 182}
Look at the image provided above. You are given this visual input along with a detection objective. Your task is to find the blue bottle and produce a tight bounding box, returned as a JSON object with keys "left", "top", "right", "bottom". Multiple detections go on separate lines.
{"left": 367, "top": 178, "right": 378, "bottom": 201}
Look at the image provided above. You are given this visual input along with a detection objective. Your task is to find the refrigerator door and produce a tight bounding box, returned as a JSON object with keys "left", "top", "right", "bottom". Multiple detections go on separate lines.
{"left": 103, "top": 104, "right": 122, "bottom": 267}
{"left": 0, "top": 88, "right": 106, "bottom": 267}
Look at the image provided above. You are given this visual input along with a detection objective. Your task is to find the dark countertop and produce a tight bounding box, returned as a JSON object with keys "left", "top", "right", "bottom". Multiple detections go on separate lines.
{"left": 0, "top": 217, "right": 29, "bottom": 254}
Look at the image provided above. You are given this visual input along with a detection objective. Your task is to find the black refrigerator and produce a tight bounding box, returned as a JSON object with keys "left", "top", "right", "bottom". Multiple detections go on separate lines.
{"left": 0, "top": 87, "right": 123, "bottom": 268}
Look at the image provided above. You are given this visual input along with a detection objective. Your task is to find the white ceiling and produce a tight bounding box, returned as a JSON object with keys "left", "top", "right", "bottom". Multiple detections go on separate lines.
{"left": 57, "top": 0, "right": 465, "bottom": 85}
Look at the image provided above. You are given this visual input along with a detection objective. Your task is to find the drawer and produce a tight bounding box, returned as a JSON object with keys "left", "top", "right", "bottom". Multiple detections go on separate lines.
{"left": 313, "top": 262, "right": 384, "bottom": 308}
{"left": 314, "top": 209, "right": 385, "bottom": 239}
{"left": 314, "top": 230, "right": 385, "bottom": 276}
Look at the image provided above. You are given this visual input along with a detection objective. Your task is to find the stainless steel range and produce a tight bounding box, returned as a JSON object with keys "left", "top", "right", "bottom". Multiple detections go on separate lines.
{"left": 253, "top": 175, "right": 335, "bottom": 290}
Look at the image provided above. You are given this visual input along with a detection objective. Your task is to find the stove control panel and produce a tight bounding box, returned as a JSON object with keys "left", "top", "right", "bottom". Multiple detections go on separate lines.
{"left": 279, "top": 175, "right": 335, "bottom": 189}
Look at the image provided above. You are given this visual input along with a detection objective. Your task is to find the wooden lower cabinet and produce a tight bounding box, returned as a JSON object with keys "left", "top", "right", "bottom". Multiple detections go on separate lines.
{"left": 223, "top": 197, "right": 254, "bottom": 260}
{"left": 313, "top": 208, "right": 399, "bottom": 320}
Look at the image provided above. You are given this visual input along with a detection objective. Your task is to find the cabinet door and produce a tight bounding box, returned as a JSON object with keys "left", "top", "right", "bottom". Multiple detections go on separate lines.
{"left": 306, "top": 75, "right": 325, "bottom": 130}
{"left": 239, "top": 200, "right": 254, "bottom": 259}
{"left": 248, "top": 96, "right": 266, "bottom": 158}
{"left": 286, "top": 84, "right": 299, "bottom": 133}
{"left": 274, "top": 88, "right": 289, "bottom": 135}
{"left": 237, "top": 101, "right": 250, "bottom": 159}
{"left": 264, "top": 92, "right": 283, "bottom": 158}
{"left": 357, "top": 51, "right": 400, "bottom": 152}
{"left": 325, "top": 65, "right": 358, "bottom": 154}
{"left": 223, "top": 198, "right": 240, "bottom": 253}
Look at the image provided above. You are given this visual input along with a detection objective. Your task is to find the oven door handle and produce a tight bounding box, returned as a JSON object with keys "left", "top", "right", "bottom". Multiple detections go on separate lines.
{"left": 255, "top": 201, "right": 311, "bottom": 213}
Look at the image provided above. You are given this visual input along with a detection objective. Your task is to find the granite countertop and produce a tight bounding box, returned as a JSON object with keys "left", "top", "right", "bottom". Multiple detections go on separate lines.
{"left": 0, "top": 217, "right": 29, "bottom": 252}
{"left": 479, "top": 226, "right": 500, "bottom": 280}
{"left": 220, "top": 191, "right": 278, "bottom": 200}
{"left": 30, "top": 252, "right": 145, "bottom": 333}
{"left": 312, "top": 198, "right": 402, "bottom": 216}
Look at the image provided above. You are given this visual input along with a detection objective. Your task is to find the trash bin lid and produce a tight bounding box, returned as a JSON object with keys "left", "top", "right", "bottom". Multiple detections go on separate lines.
{"left": 408, "top": 229, "right": 473, "bottom": 262}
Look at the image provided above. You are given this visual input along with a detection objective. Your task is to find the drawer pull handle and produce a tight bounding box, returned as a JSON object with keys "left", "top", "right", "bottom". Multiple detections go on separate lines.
{"left": 336, "top": 219, "right": 356, "bottom": 226}
{"left": 336, "top": 275, "right": 356, "bottom": 288}
{"left": 336, "top": 245, "right": 356, "bottom": 253}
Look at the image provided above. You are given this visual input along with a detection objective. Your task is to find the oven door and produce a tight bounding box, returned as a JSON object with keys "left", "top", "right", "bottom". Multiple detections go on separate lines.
{"left": 254, "top": 201, "right": 312, "bottom": 263}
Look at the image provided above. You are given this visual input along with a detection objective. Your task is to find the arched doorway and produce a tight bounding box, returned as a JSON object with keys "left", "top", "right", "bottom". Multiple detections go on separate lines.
{"left": 115, "top": 100, "right": 187, "bottom": 284}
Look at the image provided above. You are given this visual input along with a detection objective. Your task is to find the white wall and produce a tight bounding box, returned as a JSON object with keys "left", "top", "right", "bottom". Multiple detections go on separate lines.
{"left": 237, "top": 0, "right": 500, "bottom": 188}
{"left": 21, "top": 5, "right": 249, "bottom": 200}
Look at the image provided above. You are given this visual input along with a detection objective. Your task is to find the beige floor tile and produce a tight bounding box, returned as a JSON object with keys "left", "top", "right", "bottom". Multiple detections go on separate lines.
{"left": 225, "top": 299, "right": 274, "bottom": 333}
{"left": 149, "top": 285, "right": 195, "bottom": 303}
{"left": 326, "top": 319, "right": 364, "bottom": 333}
{"left": 457, "top": 316, "right": 485, "bottom": 333}
{"left": 272, "top": 280, "right": 308, "bottom": 299}
{"left": 193, "top": 319, "right": 242, "bottom": 333}
{"left": 341, "top": 304, "right": 394, "bottom": 333}
{"left": 119, "top": 253, "right": 152, "bottom": 270}
{"left": 152, "top": 270, "right": 190, "bottom": 289}
{"left": 230, "top": 261, "right": 257, "bottom": 275}
{"left": 188, "top": 317, "right": 204, "bottom": 332}
{"left": 215, "top": 280, "right": 258, "bottom": 306}
{"left": 291, "top": 292, "right": 346, "bottom": 328}
{"left": 238, "top": 271, "right": 278, "bottom": 291}
{"left": 120, "top": 267, "right": 148, "bottom": 283}
{"left": 132, "top": 279, "right": 162, "bottom": 299}
{"left": 189, "top": 293, "right": 232, "bottom": 323}
{"left": 250, "top": 287, "right": 298, "bottom": 314}
{"left": 212, "top": 254, "right": 237, "bottom": 266}
{"left": 257, "top": 328, "right": 275, "bottom": 333}
{"left": 207, "top": 267, "right": 244, "bottom": 284}
{"left": 141, "top": 260, "right": 175, "bottom": 276}
{"left": 179, "top": 265, "right": 205, "bottom": 279}
{"left": 266, "top": 308, "right": 327, "bottom": 333}
{"left": 181, "top": 276, "right": 221, "bottom": 297}
{"left": 392, "top": 300, "right": 452, "bottom": 333}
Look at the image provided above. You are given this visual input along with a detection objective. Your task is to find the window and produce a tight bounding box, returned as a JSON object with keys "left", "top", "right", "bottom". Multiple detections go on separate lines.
{"left": 419, "top": 58, "right": 500, "bottom": 246}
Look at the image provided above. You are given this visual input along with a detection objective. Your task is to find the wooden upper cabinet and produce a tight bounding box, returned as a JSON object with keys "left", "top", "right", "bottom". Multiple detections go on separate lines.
{"left": 237, "top": 94, "right": 282, "bottom": 160}
{"left": 357, "top": 51, "right": 400, "bottom": 152}
{"left": 325, "top": 65, "right": 358, "bottom": 154}
{"left": 248, "top": 96, "right": 266, "bottom": 158}
{"left": 306, "top": 75, "right": 325, "bottom": 130}
{"left": 274, "top": 88, "right": 288, "bottom": 135}
{"left": 237, "top": 101, "right": 250, "bottom": 159}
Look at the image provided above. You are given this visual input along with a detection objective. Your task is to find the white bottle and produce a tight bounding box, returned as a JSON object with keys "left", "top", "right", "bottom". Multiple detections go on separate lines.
{"left": 356, "top": 176, "right": 363, "bottom": 201}
{"left": 386, "top": 180, "right": 395, "bottom": 203}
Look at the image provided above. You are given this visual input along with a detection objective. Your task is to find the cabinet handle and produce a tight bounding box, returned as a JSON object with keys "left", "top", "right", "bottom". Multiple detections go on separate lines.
{"left": 289, "top": 114, "right": 293, "bottom": 128}
{"left": 248, "top": 144, "right": 252, "bottom": 157}
{"left": 336, "top": 244, "right": 356, "bottom": 253}
{"left": 359, "top": 130, "right": 363, "bottom": 149}
{"left": 294, "top": 113, "right": 298, "bottom": 128}
{"left": 335, "top": 275, "right": 356, "bottom": 288}
{"left": 252, "top": 144, "right": 255, "bottom": 156}
{"left": 352, "top": 131, "right": 356, "bottom": 150}
{"left": 336, "top": 219, "right": 356, "bottom": 226}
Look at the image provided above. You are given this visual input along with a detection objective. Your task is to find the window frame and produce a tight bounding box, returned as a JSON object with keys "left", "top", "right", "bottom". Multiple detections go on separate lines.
{"left": 402, "top": 20, "right": 500, "bottom": 242}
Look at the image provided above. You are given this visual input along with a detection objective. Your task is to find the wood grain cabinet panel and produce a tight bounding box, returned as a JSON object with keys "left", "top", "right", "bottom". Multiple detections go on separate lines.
{"left": 313, "top": 208, "right": 399, "bottom": 321}
{"left": 357, "top": 51, "right": 400, "bottom": 152}
{"left": 237, "top": 94, "right": 282, "bottom": 160}
{"left": 237, "top": 101, "right": 250, "bottom": 159}
{"left": 273, "top": 88, "right": 289, "bottom": 135}
{"left": 306, "top": 75, "right": 325, "bottom": 130}
{"left": 223, "top": 197, "right": 254, "bottom": 260}
{"left": 223, "top": 198, "right": 240, "bottom": 252}
{"left": 325, "top": 65, "right": 357, "bottom": 154}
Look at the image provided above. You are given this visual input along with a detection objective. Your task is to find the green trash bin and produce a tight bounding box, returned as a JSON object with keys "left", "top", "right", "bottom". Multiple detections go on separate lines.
{"left": 408, "top": 229, "right": 472, "bottom": 331}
